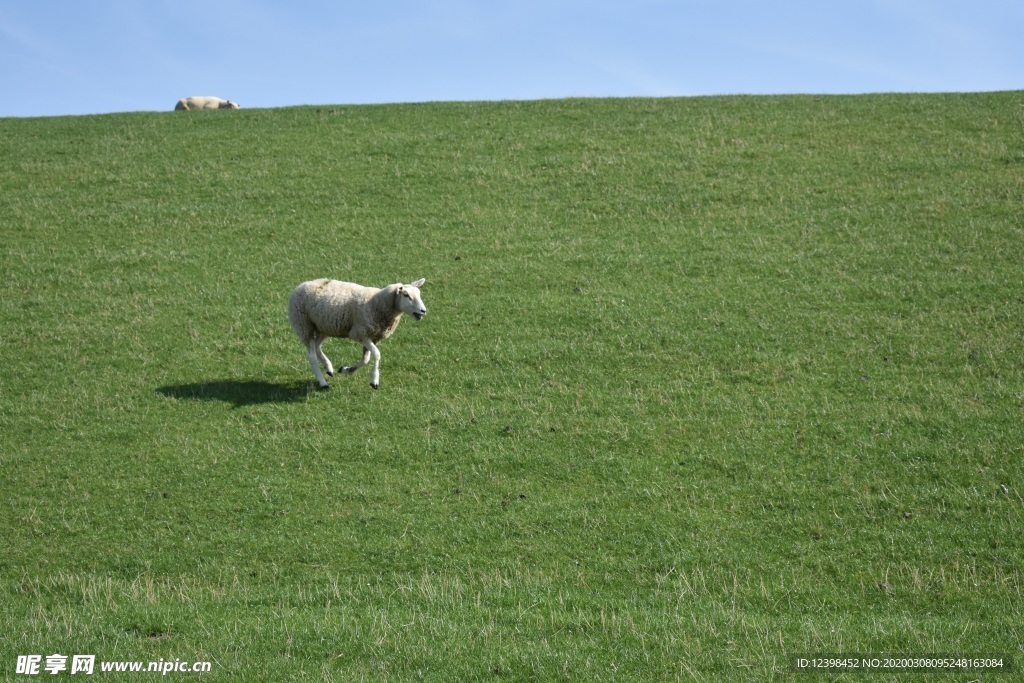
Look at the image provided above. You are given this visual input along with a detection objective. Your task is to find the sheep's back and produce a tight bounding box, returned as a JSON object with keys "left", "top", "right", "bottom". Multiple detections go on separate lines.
{"left": 295, "top": 279, "right": 377, "bottom": 337}
{"left": 180, "top": 96, "right": 226, "bottom": 110}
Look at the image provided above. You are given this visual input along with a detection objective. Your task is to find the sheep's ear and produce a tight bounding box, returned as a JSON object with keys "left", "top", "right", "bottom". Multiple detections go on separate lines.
{"left": 410, "top": 278, "right": 426, "bottom": 288}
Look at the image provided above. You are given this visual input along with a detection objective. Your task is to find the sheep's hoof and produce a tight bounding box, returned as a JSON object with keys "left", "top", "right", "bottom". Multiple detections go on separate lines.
{"left": 370, "top": 382, "right": 379, "bottom": 390}
{"left": 317, "top": 384, "right": 330, "bottom": 391}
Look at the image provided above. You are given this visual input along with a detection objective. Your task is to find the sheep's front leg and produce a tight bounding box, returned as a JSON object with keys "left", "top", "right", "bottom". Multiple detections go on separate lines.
{"left": 366, "top": 341, "right": 382, "bottom": 390}
{"left": 341, "top": 347, "right": 371, "bottom": 375}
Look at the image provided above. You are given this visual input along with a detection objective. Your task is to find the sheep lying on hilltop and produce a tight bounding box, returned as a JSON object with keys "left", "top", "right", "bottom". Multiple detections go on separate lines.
{"left": 174, "top": 96, "right": 240, "bottom": 111}
{"left": 288, "top": 278, "right": 427, "bottom": 390}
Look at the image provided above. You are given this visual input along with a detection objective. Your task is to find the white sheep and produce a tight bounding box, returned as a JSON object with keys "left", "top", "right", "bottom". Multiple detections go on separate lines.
{"left": 288, "top": 278, "right": 427, "bottom": 390}
{"left": 174, "top": 96, "right": 240, "bottom": 111}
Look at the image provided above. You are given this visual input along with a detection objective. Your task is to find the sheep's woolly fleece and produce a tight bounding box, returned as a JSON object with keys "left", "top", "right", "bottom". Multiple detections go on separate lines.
{"left": 174, "top": 96, "right": 239, "bottom": 110}
{"left": 288, "top": 278, "right": 427, "bottom": 390}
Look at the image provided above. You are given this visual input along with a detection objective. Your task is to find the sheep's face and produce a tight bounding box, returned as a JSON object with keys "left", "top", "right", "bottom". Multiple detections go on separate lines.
{"left": 397, "top": 279, "right": 427, "bottom": 321}
{"left": 220, "top": 100, "right": 240, "bottom": 109}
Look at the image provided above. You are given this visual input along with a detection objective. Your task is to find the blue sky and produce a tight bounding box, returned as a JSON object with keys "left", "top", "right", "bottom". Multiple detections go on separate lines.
{"left": 1, "top": 0, "right": 1021, "bottom": 117}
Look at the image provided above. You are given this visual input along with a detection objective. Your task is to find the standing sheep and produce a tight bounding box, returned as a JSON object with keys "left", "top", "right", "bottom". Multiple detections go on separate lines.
{"left": 288, "top": 278, "right": 427, "bottom": 390}
{"left": 174, "top": 96, "right": 240, "bottom": 110}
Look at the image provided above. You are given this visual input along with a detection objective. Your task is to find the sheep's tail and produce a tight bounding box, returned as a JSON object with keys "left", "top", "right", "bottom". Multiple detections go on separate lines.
{"left": 288, "top": 287, "right": 314, "bottom": 345}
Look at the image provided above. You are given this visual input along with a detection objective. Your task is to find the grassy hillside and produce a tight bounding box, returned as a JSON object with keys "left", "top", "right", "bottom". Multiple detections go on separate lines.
{"left": 2, "top": 92, "right": 1022, "bottom": 681}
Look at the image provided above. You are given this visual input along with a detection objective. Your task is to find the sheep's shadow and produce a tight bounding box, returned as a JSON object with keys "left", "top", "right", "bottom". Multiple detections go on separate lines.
{"left": 156, "top": 380, "right": 313, "bottom": 407}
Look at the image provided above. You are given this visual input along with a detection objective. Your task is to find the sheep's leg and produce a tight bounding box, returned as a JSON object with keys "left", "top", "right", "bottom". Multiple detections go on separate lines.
{"left": 341, "top": 347, "right": 371, "bottom": 375}
{"left": 366, "top": 341, "right": 382, "bottom": 390}
{"left": 315, "top": 338, "right": 334, "bottom": 377}
{"left": 306, "top": 342, "right": 329, "bottom": 389}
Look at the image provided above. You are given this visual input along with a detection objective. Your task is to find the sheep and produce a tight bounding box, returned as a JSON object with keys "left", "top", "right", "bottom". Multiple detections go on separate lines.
{"left": 174, "top": 96, "right": 240, "bottom": 111}
{"left": 288, "top": 278, "right": 427, "bottom": 390}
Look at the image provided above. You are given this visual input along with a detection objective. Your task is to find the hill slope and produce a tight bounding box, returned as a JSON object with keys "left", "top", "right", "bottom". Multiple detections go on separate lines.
{"left": 2, "top": 93, "right": 1023, "bottom": 680}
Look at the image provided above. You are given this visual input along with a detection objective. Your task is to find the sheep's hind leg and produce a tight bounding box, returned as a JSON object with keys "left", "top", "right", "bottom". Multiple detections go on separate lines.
{"left": 306, "top": 341, "right": 329, "bottom": 389}
{"left": 315, "top": 337, "right": 334, "bottom": 377}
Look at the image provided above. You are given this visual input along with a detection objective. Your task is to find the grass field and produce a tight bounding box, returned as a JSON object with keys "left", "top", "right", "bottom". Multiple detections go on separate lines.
{"left": 2, "top": 92, "right": 1023, "bottom": 681}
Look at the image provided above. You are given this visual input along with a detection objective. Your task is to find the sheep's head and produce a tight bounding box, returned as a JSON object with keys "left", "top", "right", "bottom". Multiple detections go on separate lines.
{"left": 220, "top": 100, "right": 240, "bottom": 109}
{"left": 397, "top": 278, "right": 427, "bottom": 321}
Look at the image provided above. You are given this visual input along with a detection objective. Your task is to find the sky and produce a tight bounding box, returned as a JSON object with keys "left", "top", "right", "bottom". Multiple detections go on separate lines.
{"left": 0, "top": 0, "right": 1021, "bottom": 118}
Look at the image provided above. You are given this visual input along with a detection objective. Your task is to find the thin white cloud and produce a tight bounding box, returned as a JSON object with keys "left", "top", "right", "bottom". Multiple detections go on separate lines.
{"left": 585, "top": 58, "right": 688, "bottom": 98}
{"left": 0, "top": 18, "right": 52, "bottom": 60}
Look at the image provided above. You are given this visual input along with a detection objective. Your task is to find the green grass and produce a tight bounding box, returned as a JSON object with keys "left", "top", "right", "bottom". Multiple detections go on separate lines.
{"left": 2, "top": 92, "right": 1023, "bottom": 681}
